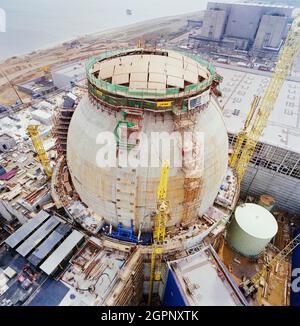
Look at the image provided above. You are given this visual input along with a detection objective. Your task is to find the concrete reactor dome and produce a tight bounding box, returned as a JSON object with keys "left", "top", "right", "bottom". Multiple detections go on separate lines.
{"left": 67, "top": 48, "right": 228, "bottom": 232}
{"left": 227, "top": 203, "right": 278, "bottom": 257}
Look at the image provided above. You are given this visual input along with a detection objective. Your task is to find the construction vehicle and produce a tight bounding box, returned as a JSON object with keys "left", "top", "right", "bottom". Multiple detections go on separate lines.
{"left": 230, "top": 10, "right": 300, "bottom": 183}
{"left": 109, "top": 220, "right": 139, "bottom": 243}
{"left": 148, "top": 160, "right": 170, "bottom": 305}
{"left": 240, "top": 231, "right": 300, "bottom": 301}
{"left": 27, "top": 125, "right": 52, "bottom": 178}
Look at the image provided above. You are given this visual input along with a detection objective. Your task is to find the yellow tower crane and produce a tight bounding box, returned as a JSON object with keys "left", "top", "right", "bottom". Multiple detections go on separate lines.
{"left": 0, "top": 67, "right": 23, "bottom": 105}
{"left": 27, "top": 125, "right": 52, "bottom": 178}
{"left": 240, "top": 231, "right": 300, "bottom": 302}
{"left": 136, "top": 39, "right": 142, "bottom": 48}
{"left": 230, "top": 10, "right": 300, "bottom": 183}
{"left": 148, "top": 160, "right": 170, "bottom": 305}
{"left": 230, "top": 95, "right": 261, "bottom": 167}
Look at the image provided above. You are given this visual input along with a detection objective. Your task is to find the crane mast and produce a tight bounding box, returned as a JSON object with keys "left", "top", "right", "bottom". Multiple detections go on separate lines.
{"left": 241, "top": 232, "right": 300, "bottom": 300}
{"left": 228, "top": 9, "right": 300, "bottom": 303}
{"left": 0, "top": 67, "right": 23, "bottom": 105}
{"left": 230, "top": 11, "right": 300, "bottom": 182}
{"left": 27, "top": 125, "right": 52, "bottom": 178}
{"left": 148, "top": 160, "right": 170, "bottom": 305}
{"left": 230, "top": 95, "right": 261, "bottom": 169}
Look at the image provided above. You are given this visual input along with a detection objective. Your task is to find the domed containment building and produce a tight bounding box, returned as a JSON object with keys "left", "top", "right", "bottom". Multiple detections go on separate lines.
{"left": 67, "top": 48, "right": 228, "bottom": 231}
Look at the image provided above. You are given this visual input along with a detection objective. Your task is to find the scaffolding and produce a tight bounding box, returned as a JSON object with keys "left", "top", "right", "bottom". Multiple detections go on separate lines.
{"left": 86, "top": 48, "right": 222, "bottom": 103}
{"left": 54, "top": 102, "right": 77, "bottom": 156}
{"left": 174, "top": 113, "right": 203, "bottom": 224}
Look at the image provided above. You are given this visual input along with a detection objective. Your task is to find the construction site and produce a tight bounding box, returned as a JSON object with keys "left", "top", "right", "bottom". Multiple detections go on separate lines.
{"left": 0, "top": 1, "right": 300, "bottom": 307}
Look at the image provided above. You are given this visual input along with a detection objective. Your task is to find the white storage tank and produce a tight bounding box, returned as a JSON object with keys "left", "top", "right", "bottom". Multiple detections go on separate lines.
{"left": 226, "top": 203, "right": 278, "bottom": 258}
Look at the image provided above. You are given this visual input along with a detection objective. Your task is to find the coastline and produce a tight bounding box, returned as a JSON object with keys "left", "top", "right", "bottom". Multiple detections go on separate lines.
{"left": 0, "top": 10, "right": 200, "bottom": 63}
{"left": 0, "top": 10, "right": 200, "bottom": 104}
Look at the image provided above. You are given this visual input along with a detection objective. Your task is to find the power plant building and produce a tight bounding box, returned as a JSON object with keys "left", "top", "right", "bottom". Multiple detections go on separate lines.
{"left": 218, "top": 65, "right": 300, "bottom": 213}
{"left": 67, "top": 48, "right": 228, "bottom": 231}
{"left": 189, "top": 2, "right": 293, "bottom": 51}
{"left": 52, "top": 61, "right": 86, "bottom": 90}
{"left": 1, "top": 3, "right": 299, "bottom": 305}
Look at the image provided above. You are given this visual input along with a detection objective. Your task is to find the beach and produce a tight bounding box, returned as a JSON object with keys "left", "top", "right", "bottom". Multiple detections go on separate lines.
{"left": 0, "top": 11, "right": 201, "bottom": 104}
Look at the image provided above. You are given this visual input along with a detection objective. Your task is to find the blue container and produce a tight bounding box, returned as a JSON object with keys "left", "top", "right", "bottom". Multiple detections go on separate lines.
{"left": 0, "top": 165, "right": 6, "bottom": 176}
{"left": 290, "top": 227, "right": 300, "bottom": 306}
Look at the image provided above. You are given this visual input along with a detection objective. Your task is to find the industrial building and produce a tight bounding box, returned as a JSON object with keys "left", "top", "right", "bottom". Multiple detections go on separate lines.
{"left": 51, "top": 61, "right": 86, "bottom": 90}
{"left": 163, "top": 245, "right": 247, "bottom": 305}
{"left": 17, "top": 76, "right": 56, "bottom": 97}
{"left": 217, "top": 64, "right": 300, "bottom": 213}
{"left": 0, "top": 45, "right": 298, "bottom": 306}
{"left": 188, "top": 2, "right": 293, "bottom": 52}
{"left": 66, "top": 48, "right": 227, "bottom": 231}
{"left": 48, "top": 47, "right": 248, "bottom": 305}
{"left": 0, "top": 133, "right": 16, "bottom": 152}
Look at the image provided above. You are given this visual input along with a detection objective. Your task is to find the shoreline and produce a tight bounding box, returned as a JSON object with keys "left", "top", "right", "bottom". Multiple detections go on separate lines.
{"left": 0, "top": 10, "right": 201, "bottom": 104}
{"left": 0, "top": 10, "right": 200, "bottom": 63}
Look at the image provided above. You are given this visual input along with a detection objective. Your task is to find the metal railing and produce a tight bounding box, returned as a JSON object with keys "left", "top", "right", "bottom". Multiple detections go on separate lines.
{"left": 85, "top": 48, "right": 222, "bottom": 100}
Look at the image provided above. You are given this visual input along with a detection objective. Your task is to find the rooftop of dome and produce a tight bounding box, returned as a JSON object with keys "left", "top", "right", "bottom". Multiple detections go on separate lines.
{"left": 86, "top": 49, "right": 221, "bottom": 100}
{"left": 89, "top": 50, "right": 210, "bottom": 91}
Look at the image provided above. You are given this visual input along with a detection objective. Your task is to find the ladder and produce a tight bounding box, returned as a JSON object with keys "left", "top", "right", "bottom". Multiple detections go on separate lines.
{"left": 115, "top": 165, "right": 138, "bottom": 229}
{"left": 148, "top": 161, "right": 169, "bottom": 305}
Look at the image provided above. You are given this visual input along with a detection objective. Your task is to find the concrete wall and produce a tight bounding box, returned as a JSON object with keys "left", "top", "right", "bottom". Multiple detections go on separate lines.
{"left": 202, "top": 2, "right": 293, "bottom": 49}
{"left": 67, "top": 95, "right": 228, "bottom": 231}
{"left": 241, "top": 164, "right": 300, "bottom": 214}
{"left": 254, "top": 15, "right": 288, "bottom": 49}
{"left": 200, "top": 10, "right": 227, "bottom": 41}
{"left": 52, "top": 62, "right": 85, "bottom": 89}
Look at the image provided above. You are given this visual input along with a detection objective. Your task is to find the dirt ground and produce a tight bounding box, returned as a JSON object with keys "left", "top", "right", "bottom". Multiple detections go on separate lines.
{"left": 0, "top": 11, "right": 201, "bottom": 105}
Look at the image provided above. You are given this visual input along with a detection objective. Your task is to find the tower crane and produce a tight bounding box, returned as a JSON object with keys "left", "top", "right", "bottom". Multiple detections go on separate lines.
{"left": 240, "top": 231, "right": 300, "bottom": 301}
{"left": 230, "top": 95, "right": 261, "bottom": 167}
{"left": 227, "top": 8, "right": 300, "bottom": 304}
{"left": 148, "top": 160, "right": 170, "bottom": 305}
{"left": 136, "top": 39, "right": 142, "bottom": 48}
{"left": 27, "top": 125, "right": 52, "bottom": 178}
{"left": 230, "top": 10, "right": 300, "bottom": 183}
{"left": 0, "top": 67, "right": 23, "bottom": 105}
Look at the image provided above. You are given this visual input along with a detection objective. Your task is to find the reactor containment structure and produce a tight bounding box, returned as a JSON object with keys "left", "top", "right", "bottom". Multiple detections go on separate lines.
{"left": 66, "top": 48, "right": 228, "bottom": 234}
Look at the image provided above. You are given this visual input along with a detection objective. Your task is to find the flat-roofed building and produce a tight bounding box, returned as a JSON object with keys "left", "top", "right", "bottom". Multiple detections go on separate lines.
{"left": 189, "top": 2, "right": 293, "bottom": 51}
{"left": 52, "top": 61, "right": 86, "bottom": 89}
{"left": 217, "top": 64, "right": 300, "bottom": 213}
{"left": 16, "top": 216, "right": 60, "bottom": 257}
{"left": 163, "top": 245, "right": 247, "bottom": 306}
{"left": 28, "top": 224, "right": 72, "bottom": 266}
{"left": 5, "top": 210, "right": 50, "bottom": 249}
{"left": 39, "top": 230, "right": 84, "bottom": 275}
